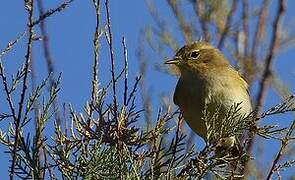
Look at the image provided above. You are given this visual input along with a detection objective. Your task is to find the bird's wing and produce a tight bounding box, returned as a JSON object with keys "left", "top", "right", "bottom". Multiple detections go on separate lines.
{"left": 238, "top": 72, "right": 251, "bottom": 97}
{"left": 173, "top": 79, "right": 182, "bottom": 106}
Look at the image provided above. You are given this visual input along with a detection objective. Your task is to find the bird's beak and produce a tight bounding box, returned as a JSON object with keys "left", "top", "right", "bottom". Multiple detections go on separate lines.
{"left": 165, "top": 57, "right": 182, "bottom": 65}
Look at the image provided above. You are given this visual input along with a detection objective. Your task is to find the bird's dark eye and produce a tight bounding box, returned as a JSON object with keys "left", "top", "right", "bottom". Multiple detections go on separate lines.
{"left": 190, "top": 50, "right": 200, "bottom": 59}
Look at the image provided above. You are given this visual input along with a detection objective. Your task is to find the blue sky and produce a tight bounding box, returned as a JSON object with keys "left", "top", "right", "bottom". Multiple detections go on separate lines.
{"left": 0, "top": 0, "right": 295, "bottom": 178}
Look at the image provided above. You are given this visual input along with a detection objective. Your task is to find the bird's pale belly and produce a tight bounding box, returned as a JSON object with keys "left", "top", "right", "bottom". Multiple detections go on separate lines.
{"left": 176, "top": 79, "right": 252, "bottom": 140}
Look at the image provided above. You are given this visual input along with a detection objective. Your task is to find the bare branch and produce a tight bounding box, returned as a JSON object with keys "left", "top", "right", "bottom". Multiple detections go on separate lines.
{"left": 10, "top": 0, "right": 35, "bottom": 178}
{"left": 0, "top": 32, "right": 26, "bottom": 58}
{"left": 251, "top": 0, "right": 271, "bottom": 60}
{"left": 242, "top": 0, "right": 249, "bottom": 57}
{"left": 90, "top": 0, "right": 101, "bottom": 121}
{"left": 105, "top": 0, "right": 118, "bottom": 123}
{"left": 266, "top": 119, "right": 295, "bottom": 179}
{"left": 122, "top": 37, "right": 128, "bottom": 106}
{"left": 255, "top": 0, "right": 286, "bottom": 114}
{"left": 167, "top": 0, "right": 193, "bottom": 43}
{"left": 244, "top": 0, "right": 287, "bottom": 175}
{"left": 194, "top": 1, "right": 210, "bottom": 41}
{"left": 31, "top": 0, "right": 75, "bottom": 27}
{"left": 217, "top": 0, "right": 238, "bottom": 49}
{"left": 37, "top": 0, "right": 61, "bottom": 125}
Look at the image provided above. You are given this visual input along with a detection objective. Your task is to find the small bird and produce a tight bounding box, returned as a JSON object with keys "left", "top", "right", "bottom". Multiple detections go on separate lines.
{"left": 165, "top": 42, "right": 252, "bottom": 151}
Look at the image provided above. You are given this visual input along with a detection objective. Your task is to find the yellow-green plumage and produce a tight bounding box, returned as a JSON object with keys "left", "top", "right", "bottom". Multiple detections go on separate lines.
{"left": 166, "top": 42, "right": 252, "bottom": 145}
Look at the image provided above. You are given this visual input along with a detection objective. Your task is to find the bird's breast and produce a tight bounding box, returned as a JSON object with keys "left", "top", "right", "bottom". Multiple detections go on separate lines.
{"left": 174, "top": 68, "right": 252, "bottom": 139}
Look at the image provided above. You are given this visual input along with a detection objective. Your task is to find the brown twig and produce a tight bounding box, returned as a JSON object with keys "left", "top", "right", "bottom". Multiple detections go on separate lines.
{"left": 251, "top": 0, "right": 271, "bottom": 60}
{"left": 217, "top": 0, "right": 238, "bottom": 49}
{"left": 167, "top": 116, "right": 186, "bottom": 177}
{"left": 255, "top": 0, "right": 286, "bottom": 117}
{"left": 194, "top": 1, "right": 210, "bottom": 41}
{"left": 136, "top": 30, "right": 153, "bottom": 130}
{"left": 244, "top": 0, "right": 287, "bottom": 175}
{"left": 43, "top": 146, "right": 57, "bottom": 180}
{"left": 242, "top": 0, "right": 249, "bottom": 57}
{"left": 266, "top": 119, "right": 295, "bottom": 179}
{"left": 0, "top": 32, "right": 26, "bottom": 58}
{"left": 0, "top": 33, "right": 27, "bottom": 127}
{"left": 90, "top": 0, "right": 101, "bottom": 120}
{"left": 29, "top": 58, "right": 42, "bottom": 178}
{"left": 34, "top": 0, "right": 61, "bottom": 178}
{"left": 167, "top": 0, "right": 193, "bottom": 43}
{"left": 0, "top": 67, "right": 18, "bottom": 123}
{"left": 10, "top": 0, "right": 34, "bottom": 178}
{"left": 37, "top": 0, "right": 62, "bottom": 125}
{"left": 36, "top": 0, "right": 54, "bottom": 78}
{"left": 144, "top": 0, "right": 179, "bottom": 52}
{"left": 31, "top": 0, "right": 74, "bottom": 27}
{"left": 122, "top": 37, "right": 128, "bottom": 106}
{"left": 105, "top": 0, "right": 118, "bottom": 122}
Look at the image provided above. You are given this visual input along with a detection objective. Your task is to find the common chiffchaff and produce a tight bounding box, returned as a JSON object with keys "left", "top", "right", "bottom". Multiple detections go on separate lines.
{"left": 165, "top": 42, "right": 252, "bottom": 149}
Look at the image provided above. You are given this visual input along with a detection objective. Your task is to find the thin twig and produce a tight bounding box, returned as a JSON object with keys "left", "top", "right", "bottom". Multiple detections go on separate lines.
{"left": 43, "top": 146, "right": 56, "bottom": 180}
{"left": 167, "top": 0, "right": 193, "bottom": 43}
{"left": 0, "top": 32, "right": 26, "bottom": 58}
{"left": 194, "top": 1, "right": 210, "bottom": 41}
{"left": 266, "top": 119, "right": 295, "bottom": 179}
{"left": 126, "top": 76, "right": 141, "bottom": 106}
{"left": 217, "top": 0, "right": 238, "bottom": 49}
{"left": 105, "top": 0, "right": 119, "bottom": 125}
{"left": 255, "top": 0, "right": 286, "bottom": 116}
{"left": 136, "top": 30, "right": 153, "bottom": 130}
{"left": 10, "top": 0, "right": 34, "bottom": 178}
{"left": 242, "top": 0, "right": 249, "bottom": 57}
{"left": 90, "top": 0, "right": 101, "bottom": 120}
{"left": 37, "top": 0, "right": 61, "bottom": 126}
{"left": 0, "top": 34, "right": 27, "bottom": 152}
{"left": 243, "top": 0, "right": 272, "bottom": 172}
{"left": 251, "top": 0, "right": 271, "bottom": 60}
{"left": 31, "top": 0, "right": 75, "bottom": 27}
{"left": 244, "top": 0, "right": 287, "bottom": 175}
{"left": 0, "top": 65, "right": 18, "bottom": 123}
{"left": 167, "top": 116, "right": 182, "bottom": 177}
{"left": 34, "top": 0, "right": 59, "bottom": 177}
{"left": 122, "top": 37, "right": 128, "bottom": 106}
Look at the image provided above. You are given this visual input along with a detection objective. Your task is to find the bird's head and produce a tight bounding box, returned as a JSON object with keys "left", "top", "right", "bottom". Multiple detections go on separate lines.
{"left": 165, "top": 42, "right": 230, "bottom": 72}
